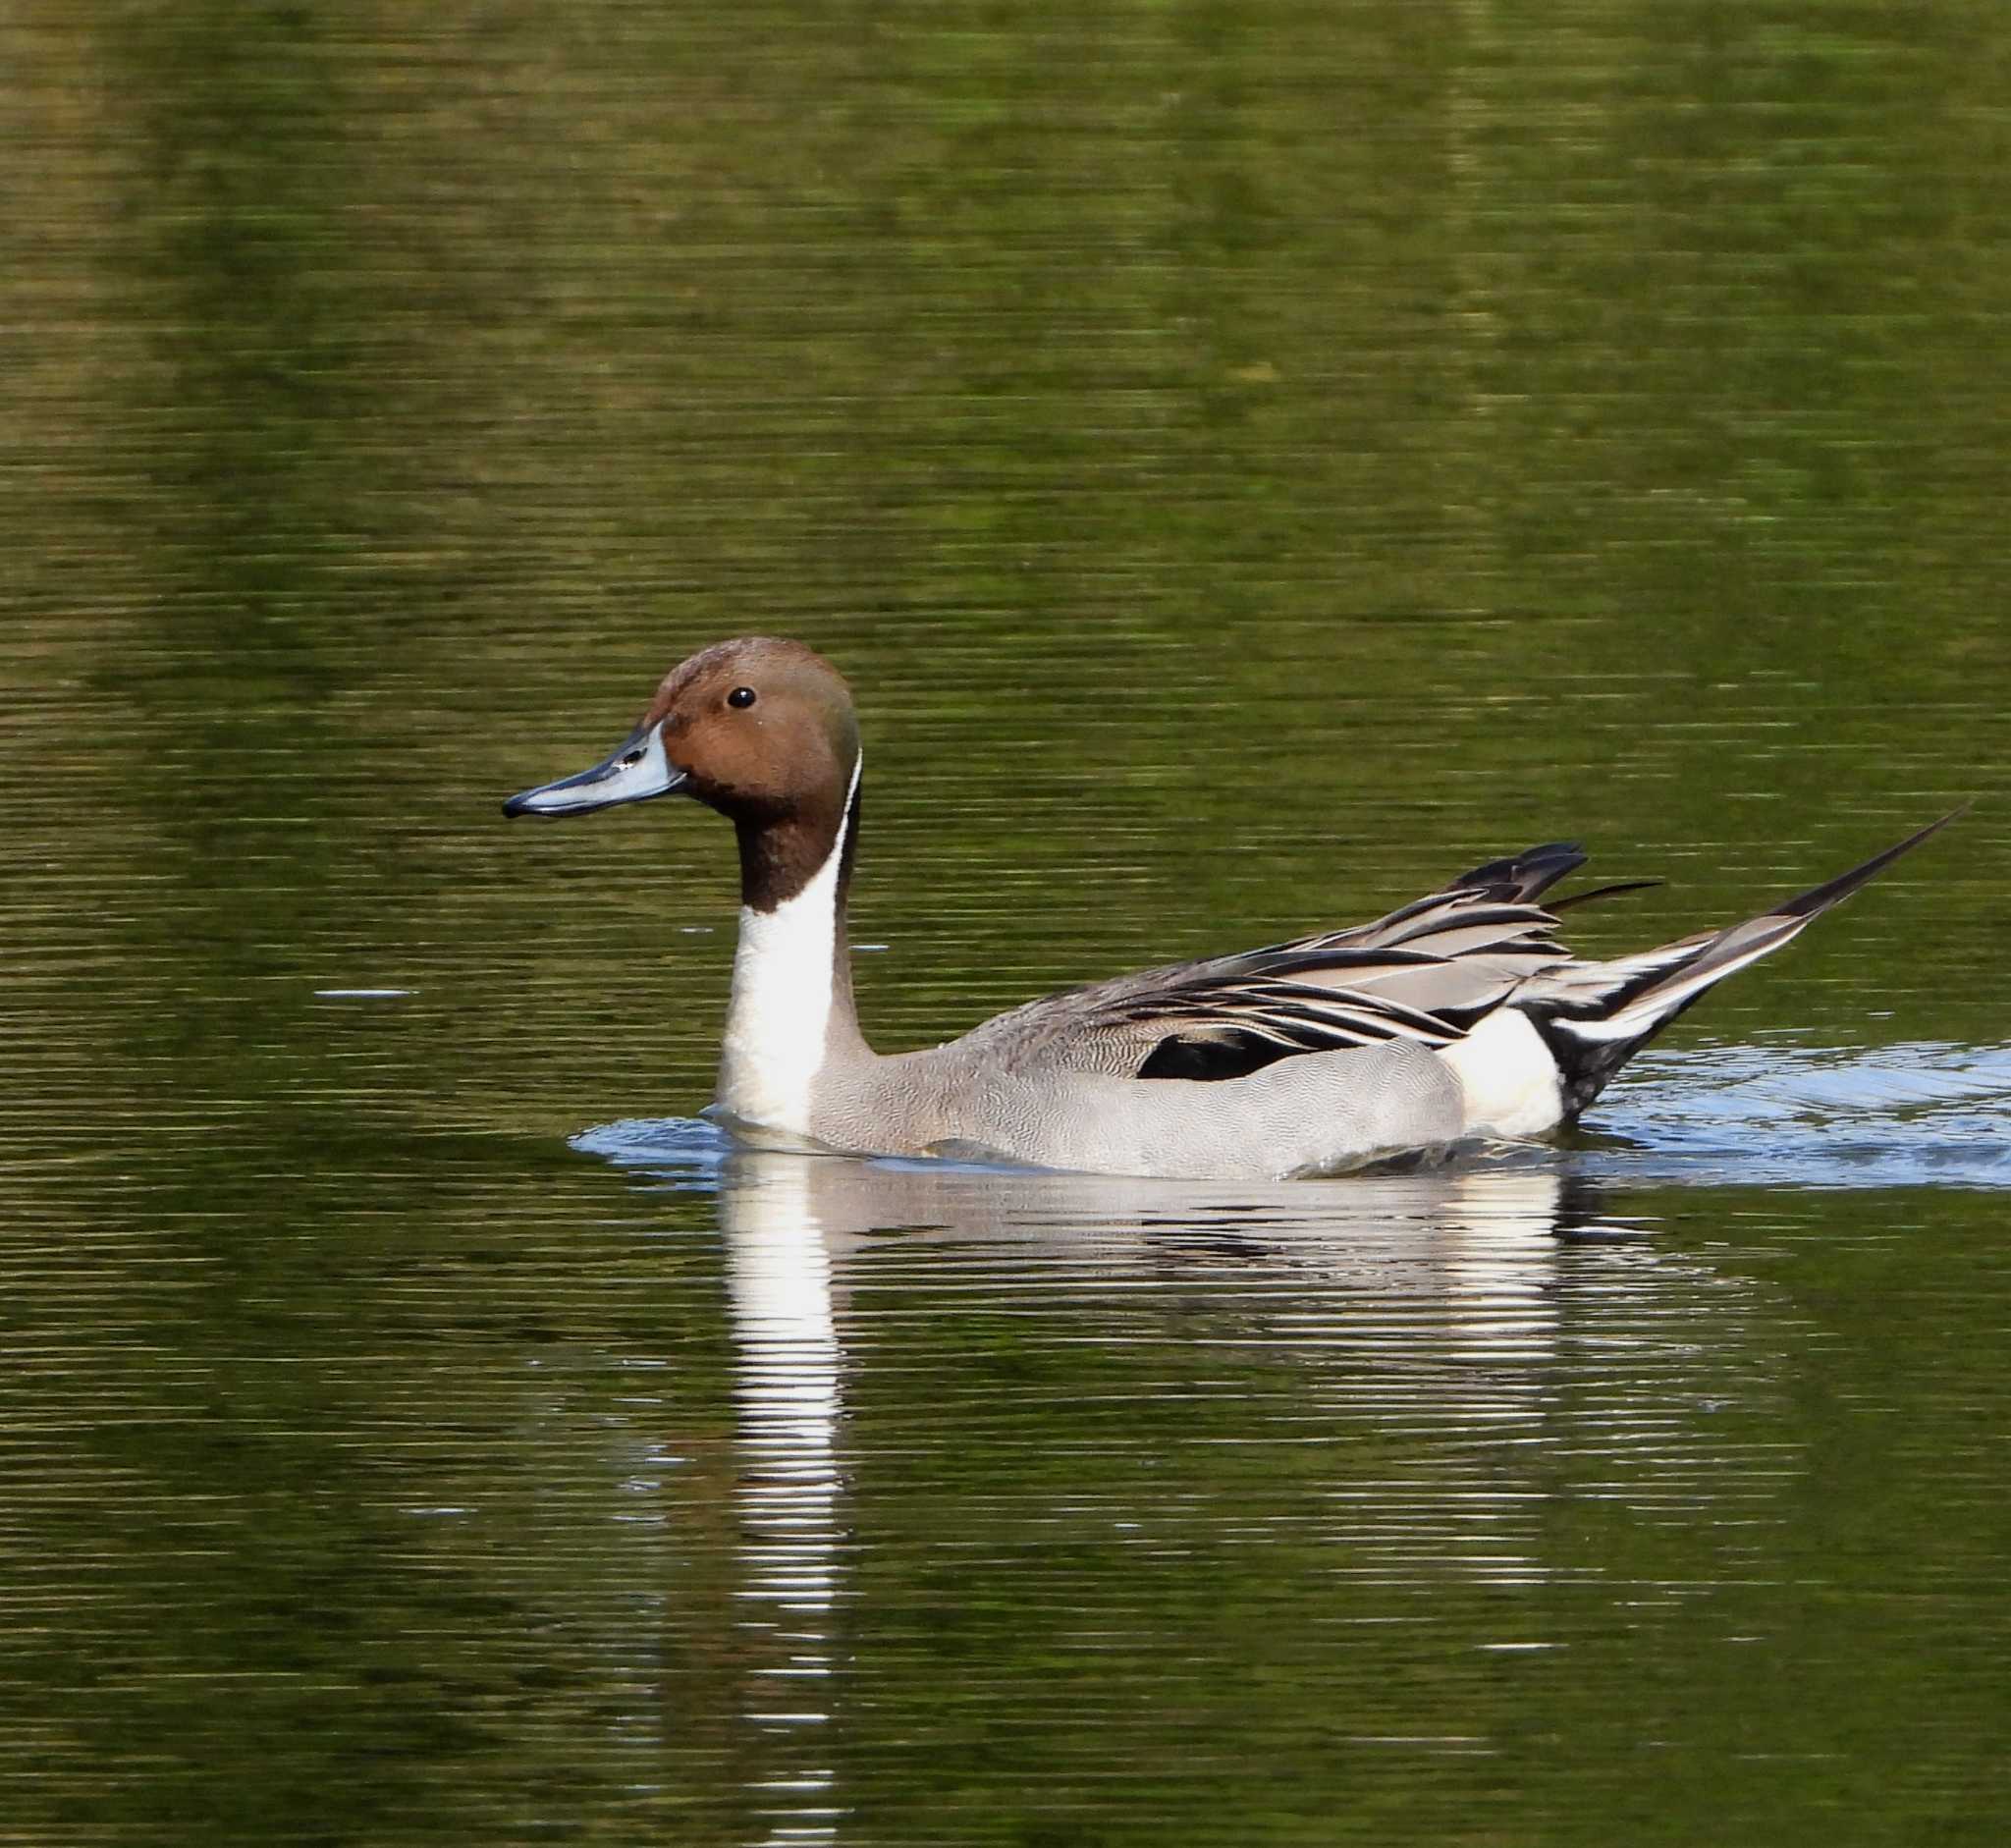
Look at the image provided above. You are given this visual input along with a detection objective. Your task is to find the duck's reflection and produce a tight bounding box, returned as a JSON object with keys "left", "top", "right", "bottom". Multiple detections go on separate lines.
{"left": 572, "top": 1034, "right": 2011, "bottom": 1833}
{"left": 694, "top": 1145, "right": 1636, "bottom": 1843}
{"left": 726, "top": 1178, "right": 842, "bottom": 1619}
{"left": 720, "top": 1163, "right": 847, "bottom": 1845}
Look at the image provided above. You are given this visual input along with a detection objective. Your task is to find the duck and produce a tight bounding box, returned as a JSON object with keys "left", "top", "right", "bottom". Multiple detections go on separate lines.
{"left": 504, "top": 636, "right": 1957, "bottom": 1180}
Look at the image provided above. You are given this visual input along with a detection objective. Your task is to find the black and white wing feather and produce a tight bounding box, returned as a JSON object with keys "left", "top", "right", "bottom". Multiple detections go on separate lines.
{"left": 965, "top": 842, "right": 1609, "bottom": 1082}
{"left": 957, "top": 814, "right": 1955, "bottom": 1104}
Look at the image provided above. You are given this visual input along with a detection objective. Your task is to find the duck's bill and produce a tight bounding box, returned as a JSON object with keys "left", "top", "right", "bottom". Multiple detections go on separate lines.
{"left": 503, "top": 722, "right": 687, "bottom": 818}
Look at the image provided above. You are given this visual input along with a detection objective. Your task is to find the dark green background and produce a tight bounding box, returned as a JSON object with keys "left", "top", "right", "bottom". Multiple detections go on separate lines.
{"left": 5, "top": 4, "right": 2008, "bottom": 1842}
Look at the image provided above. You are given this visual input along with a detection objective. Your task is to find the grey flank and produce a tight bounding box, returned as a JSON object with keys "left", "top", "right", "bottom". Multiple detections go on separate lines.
{"left": 506, "top": 636, "right": 1961, "bottom": 1182}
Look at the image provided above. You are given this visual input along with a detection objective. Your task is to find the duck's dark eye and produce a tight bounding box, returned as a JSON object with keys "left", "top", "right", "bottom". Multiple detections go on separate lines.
{"left": 727, "top": 685, "right": 757, "bottom": 710}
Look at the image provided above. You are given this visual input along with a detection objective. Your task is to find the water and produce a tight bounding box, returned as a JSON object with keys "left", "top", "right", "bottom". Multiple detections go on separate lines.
{"left": 7, "top": 4, "right": 2011, "bottom": 1842}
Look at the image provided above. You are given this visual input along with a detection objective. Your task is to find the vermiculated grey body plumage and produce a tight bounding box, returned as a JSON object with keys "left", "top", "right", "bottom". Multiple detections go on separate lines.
{"left": 507, "top": 637, "right": 1960, "bottom": 1180}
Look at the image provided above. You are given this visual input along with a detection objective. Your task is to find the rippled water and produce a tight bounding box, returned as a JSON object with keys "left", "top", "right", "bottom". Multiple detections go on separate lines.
{"left": 8, "top": 3, "right": 2011, "bottom": 1843}
{"left": 574, "top": 1079, "right": 2011, "bottom": 1844}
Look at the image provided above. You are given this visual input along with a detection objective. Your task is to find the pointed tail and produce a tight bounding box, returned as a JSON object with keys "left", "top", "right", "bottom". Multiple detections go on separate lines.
{"left": 1524, "top": 808, "right": 1965, "bottom": 1118}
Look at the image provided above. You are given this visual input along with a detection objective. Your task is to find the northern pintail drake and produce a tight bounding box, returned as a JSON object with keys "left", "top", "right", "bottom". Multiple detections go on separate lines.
{"left": 505, "top": 637, "right": 1956, "bottom": 1180}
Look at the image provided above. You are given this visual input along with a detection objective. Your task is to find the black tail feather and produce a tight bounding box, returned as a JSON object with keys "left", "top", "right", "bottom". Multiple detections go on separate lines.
{"left": 1773, "top": 805, "right": 1968, "bottom": 921}
{"left": 1549, "top": 878, "right": 1663, "bottom": 913}
{"left": 1449, "top": 842, "right": 1587, "bottom": 903}
{"left": 1528, "top": 807, "right": 1966, "bottom": 1119}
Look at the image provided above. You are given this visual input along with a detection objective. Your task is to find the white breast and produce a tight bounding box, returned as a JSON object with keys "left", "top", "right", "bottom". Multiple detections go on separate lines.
{"left": 714, "top": 758, "right": 859, "bottom": 1136}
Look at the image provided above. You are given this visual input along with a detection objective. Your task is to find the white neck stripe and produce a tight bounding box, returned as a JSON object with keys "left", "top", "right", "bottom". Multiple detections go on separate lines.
{"left": 713, "top": 754, "right": 860, "bottom": 1138}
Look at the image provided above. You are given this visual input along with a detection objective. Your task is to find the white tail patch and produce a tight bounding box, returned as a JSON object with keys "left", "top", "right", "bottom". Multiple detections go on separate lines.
{"left": 715, "top": 755, "right": 862, "bottom": 1137}
{"left": 1437, "top": 1007, "right": 1564, "bottom": 1137}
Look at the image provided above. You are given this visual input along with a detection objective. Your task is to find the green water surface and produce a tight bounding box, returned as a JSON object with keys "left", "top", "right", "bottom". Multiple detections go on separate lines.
{"left": 5, "top": 4, "right": 2010, "bottom": 1843}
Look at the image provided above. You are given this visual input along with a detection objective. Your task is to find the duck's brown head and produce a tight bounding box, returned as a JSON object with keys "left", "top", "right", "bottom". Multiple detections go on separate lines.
{"left": 504, "top": 637, "right": 861, "bottom": 909}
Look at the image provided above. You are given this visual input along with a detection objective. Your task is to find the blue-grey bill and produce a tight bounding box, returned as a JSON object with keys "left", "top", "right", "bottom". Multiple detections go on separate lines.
{"left": 503, "top": 723, "right": 687, "bottom": 817}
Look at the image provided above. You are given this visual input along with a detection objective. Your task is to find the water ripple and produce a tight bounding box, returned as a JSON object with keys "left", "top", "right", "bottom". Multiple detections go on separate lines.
{"left": 576, "top": 1038, "right": 2011, "bottom": 1196}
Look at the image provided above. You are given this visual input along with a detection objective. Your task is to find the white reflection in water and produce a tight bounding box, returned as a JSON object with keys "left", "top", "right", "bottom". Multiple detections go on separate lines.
{"left": 1437, "top": 1168, "right": 1567, "bottom": 1352}
{"left": 721, "top": 1163, "right": 847, "bottom": 1844}
{"left": 572, "top": 1088, "right": 1984, "bottom": 1833}
{"left": 692, "top": 1141, "right": 1660, "bottom": 1838}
